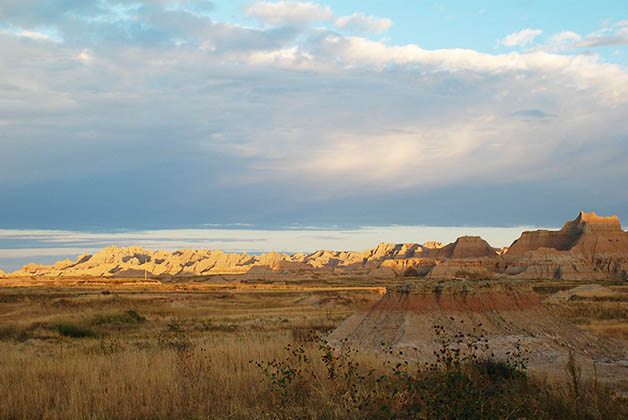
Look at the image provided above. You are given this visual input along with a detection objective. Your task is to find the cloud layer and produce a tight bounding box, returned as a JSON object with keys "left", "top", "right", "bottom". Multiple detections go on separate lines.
{"left": 0, "top": 1, "right": 627, "bottom": 230}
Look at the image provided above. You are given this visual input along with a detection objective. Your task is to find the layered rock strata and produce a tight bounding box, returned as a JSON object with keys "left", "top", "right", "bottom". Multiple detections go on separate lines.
{"left": 328, "top": 281, "right": 628, "bottom": 384}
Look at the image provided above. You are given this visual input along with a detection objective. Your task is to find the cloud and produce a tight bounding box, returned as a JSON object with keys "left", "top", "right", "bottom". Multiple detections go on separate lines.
{"left": 500, "top": 28, "right": 543, "bottom": 47}
{"left": 548, "top": 31, "right": 582, "bottom": 44}
{"left": 17, "top": 30, "right": 49, "bottom": 40}
{"left": 577, "top": 26, "right": 628, "bottom": 48}
{"left": 0, "top": 1, "right": 627, "bottom": 231}
{"left": 243, "top": 1, "right": 333, "bottom": 27}
{"left": 538, "top": 22, "right": 628, "bottom": 52}
{"left": 334, "top": 12, "right": 392, "bottom": 34}
{"left": 76, "top": 48, "right": 93, "bottom": 63}
{"left": 511, "top": 109, "right": 556, "bottom": 120}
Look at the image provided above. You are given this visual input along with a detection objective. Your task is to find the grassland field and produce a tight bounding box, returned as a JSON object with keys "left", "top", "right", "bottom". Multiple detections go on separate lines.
{"left": 1, "top": 277, "right": 627, "bottom": 419}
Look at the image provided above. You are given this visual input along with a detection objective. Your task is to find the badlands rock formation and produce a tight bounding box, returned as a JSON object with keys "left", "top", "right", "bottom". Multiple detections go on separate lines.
{"left": 328, "top": 281, "right": 628, "bottom": 384}
{"left": 7, "top": 212, "right": 628, "bottom": 281}
{"left": 501, "top": 211, "right": 628, "bottom": 280}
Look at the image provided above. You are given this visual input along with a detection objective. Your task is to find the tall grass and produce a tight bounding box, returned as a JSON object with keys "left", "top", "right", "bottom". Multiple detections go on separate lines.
{"left": 1, "top": 330, "right": 627, "bottom": 420}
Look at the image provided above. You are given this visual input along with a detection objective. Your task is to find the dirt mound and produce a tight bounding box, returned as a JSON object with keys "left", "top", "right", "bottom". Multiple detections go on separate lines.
{"left": 547, "top": 284, "right": 618, "bottom": 302}
{"left": 328, "top": 281, "right": 628, "bottom": 385}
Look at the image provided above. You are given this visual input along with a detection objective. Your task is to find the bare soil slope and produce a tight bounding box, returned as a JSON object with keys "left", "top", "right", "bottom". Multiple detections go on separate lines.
{"left": 328, "top": 281, "right": 628, "bottom": 386}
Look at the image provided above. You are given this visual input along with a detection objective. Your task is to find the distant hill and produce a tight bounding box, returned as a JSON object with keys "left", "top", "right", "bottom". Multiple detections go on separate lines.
{"left": 6, "top": 212, "right": 628, "bottom": 282}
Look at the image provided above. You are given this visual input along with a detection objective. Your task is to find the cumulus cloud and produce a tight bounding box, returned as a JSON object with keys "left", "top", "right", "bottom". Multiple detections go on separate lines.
{"left": 334, "top": 12, "right": 392, "bottom": 34}
{"left": 243, "top": 1, "right": 333, "bottom": 27}
{"left": 549, "top": 31, "right": 582, "bottom": 44}
{"left": 500, "top": 28, "right": 543, "bottom": 47}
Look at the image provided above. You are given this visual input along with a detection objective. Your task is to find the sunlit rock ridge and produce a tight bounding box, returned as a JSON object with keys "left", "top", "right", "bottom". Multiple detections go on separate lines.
{"left": 7, "top": 212, "right": 628, "bottom": 281}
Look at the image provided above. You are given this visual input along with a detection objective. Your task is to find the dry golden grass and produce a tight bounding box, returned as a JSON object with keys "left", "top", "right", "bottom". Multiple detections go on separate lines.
{"left": 1, "top": 280, "right": 627, "bottom": 419}
{"left": 0, "top": 333, "right": 311, "bottom": 419}
{"left": 0, "top": 286, "right": 383, "bottom": 419}
{"left": 542, "top": 283, "right": 628, "bottom": 341}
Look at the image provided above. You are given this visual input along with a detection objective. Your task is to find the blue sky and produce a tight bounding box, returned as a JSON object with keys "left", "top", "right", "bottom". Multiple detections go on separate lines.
{"left": 0, "top": 1, "right": 627, "bottom": 269}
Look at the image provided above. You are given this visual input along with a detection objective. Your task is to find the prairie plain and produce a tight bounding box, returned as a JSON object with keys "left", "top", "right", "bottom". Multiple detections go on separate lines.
{"left": 1, "top": 277, "right": 627, "bottom": 420}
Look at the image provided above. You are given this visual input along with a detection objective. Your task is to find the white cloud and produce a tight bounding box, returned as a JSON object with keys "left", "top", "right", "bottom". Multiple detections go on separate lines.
{"left": 246, "top": 47, "right": 317, "bottom": 69}
{"left": 311, "top": 35, "right": 628, "bottom": 96}
{"left": 76, "top": 49, "right": 94, "bottom": 63}
{"left": 577, "top": 24, "right": 628, "bottom": 47}
{"left": 334, "top": 12, "right": 392, "bottom": 34}
{"left": 243, "top": 1, "right": 333, "bottom": 27}
{"left": 18, "top": 30, "right": 49, "bottom": 40}
{"left": 538, "top": 22, "right": 628, "bottom": 52}
{"left": 549, "top": 31, "right": 582, "bottom": 44}
{"left": 500, "top": 28, "right": 543, "bottom": 47}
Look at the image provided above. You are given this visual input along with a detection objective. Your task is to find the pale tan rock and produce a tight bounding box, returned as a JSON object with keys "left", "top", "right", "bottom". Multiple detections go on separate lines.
{"left": 8, "top": 212, "right": 628, "bottom": 281}
{"left": 421, "top": 241, "right": 444, "bottom": 249}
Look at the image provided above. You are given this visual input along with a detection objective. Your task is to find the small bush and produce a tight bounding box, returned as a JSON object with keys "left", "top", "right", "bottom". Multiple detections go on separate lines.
{"left": 91, "top": 310, "right": 146, "bottom": 326}
{"left": 0, "top": 324, "right": 19, "bottom": 341}
{"left": 56, "top": 323, "right": 96, "bottom": 338}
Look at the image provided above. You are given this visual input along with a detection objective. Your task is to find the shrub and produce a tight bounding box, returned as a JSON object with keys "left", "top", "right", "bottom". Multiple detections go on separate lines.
{"left": 91, "top": 309, "right": 146, "bottom": 326}
{"left": 253, "top": 327, "right": 540, "bottom": 420}
{"left": 56, "top": 323, "right": 96, "bottom": 338}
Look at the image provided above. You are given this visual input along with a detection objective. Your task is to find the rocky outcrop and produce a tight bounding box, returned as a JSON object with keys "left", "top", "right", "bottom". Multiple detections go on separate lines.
{"left": 7, "top": 242, "right": 449, "bottom": 278}
{"left": 507, "top": 211, "right": 627, "bottom": 258}
{"left": 502, "top": 212, "right": 628, "bottom": 280}
{"left": 430, "top": 236, "right": 497, "bottom": 259}
{"left": 328, "top": 281, "right": 628, "bottom": 385}
{"left": 6, "top": 212, "right": 628, "bottom": 281}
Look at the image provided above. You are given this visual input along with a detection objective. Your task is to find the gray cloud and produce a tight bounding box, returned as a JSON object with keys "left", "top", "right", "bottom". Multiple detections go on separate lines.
{"left": 511, "top": 109, "right": 557, "bottom": 120}
{"left": 0, "top": 1, "right": 627, "bottom": 231}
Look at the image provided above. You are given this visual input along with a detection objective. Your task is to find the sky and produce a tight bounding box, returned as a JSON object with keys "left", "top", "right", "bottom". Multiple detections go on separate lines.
{"left": 1, "top": 1, "right": 627, "bottom": 270}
